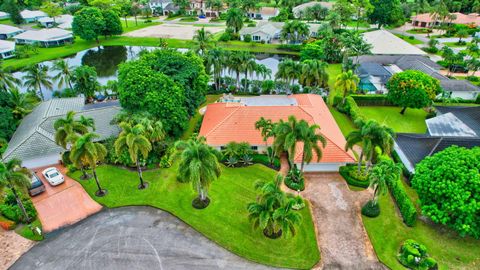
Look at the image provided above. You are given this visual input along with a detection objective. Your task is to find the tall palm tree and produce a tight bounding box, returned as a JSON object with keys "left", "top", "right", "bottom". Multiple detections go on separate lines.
{"left": 54, "top": 111, "right": 90, "bottom": 150}
{"left": 205, "top": 48, "right": 226, "bottom": 91}
{"left": 0, "top": 63, "right": 20, "bottom": 92}
{"left": 115, "top": 122, "right": 152, "bottom": 189}
{"left": 70, "top": 133, "right": 108, "bottom": 197}
{"left": 299, "top": 122, "right": 326, "bottom": 172}
{"left": 52, "top": 59, "right": 74, "bottom": 90}
{"left": 206, "top": 0, "right": 223, "bottom": 17}
{"left": 273, "top": 115, "right": 307, "bottom": 166}
{"left": 227, "top": 51, "right": 254, "bottom": 90}
{"left": 280, "top": 20, "right": 310, "bottom": 44}
{"left": 243, "top": 57, "right": 257, "bottom": 92}
{"left": 226, "top": 8, "right": 244, "bottom": 34}
{"left": 22, "top": 64, "right": 53, "bottom": 101}
{"left": 0, "top": 159, "right": 32, "bottom": 222}
{"left": 276, "top": 59, "right": 301, "bottom": 93}
{"left": 6, "top": 88, "right": 39, "bottom": 119}
{"left": 78, "top": 115, "right": 95, "bottom": 131}
{"left": 335, "top": 70, "right": 359, "bottom": 104}
{"left": 368, "top": 159, "right": 401, "bottom": 205}
{"left": 299, "top": 60, "right": 329, "bottom": 88}
{"left": 175, "top": 137, "right": 221, "bottom": 209}
{"left": 345, "top": 120, "right": 395, "bottom": 172}
{"left": 255, "top": 117, "right": 275, "bottom": 146}
{"left": 255, "top": 64, "right": 272, "bottom": 80}
{"left": 193, "top": 27, "right": 214, "bottom": 55}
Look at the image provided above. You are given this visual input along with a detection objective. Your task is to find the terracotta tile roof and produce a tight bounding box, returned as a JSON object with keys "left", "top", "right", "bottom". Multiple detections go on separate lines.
{"left": 199, "top": 94, "right": 355, "bottom": 164}
{"left": 412, "top": 12, "right": 480, "bottom": 26}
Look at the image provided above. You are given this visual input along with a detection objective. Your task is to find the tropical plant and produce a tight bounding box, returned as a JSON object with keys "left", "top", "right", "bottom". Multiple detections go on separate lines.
{"left": 255, "top": 117, "right": 275, "bottom": 146}
{"left": 54, "top": 111, "right": 90, "bottom": 150}
{"left": 6, "top": 88, "right": 38, "bottom": 119}
{"left": 52, "top": 59, "right": 74, "bottom": 90}
{"left": 368, "top": 159, "right": 401, "bottom": 205}
{"left": 175, "top": 137, "right": 221, "bottom": 209}
{"left": 193, "top": 27, "right": 215, "bottom": 55}
{"left": 299, "top": 122, "right": 326, "bottom": 172}
{"left": 0, "top": 63, "right": 20, "bottom": 92}
{"left": 226, "top": 8, "right": 244, "bottom": 34}
{"left": 22, "top": 64, "right": 53, "bottom": 101}
{"left": 273, "top": 115, "right": 308, "bottom": 166}
{"left": 281, "top": 20, "right": 310, "bottom": 44}
{"left": 115, "top": 122, "right": 152, "bottom": 189}
{"left": 70, "top": 133, "right": 108, "bottom": 196}
{"left": 226, "top": 51, "right": 254, "bottom": 90}
{"left": 71, "top": 65, "right": 100, "bottom": 100}
{"left": 299, "top": 60, "right": 329, "bottom": 88}
{"left": 335, "top": 70, "right": 359, "bottom": 104}
{"left": 275, "top": 59, "right": 301, "bottom": 93}
{"left": 0, "top": 159, "right": 32, "bottom": 222}
{"left": 204, "top": 48, "right": 226, "bottom": 91}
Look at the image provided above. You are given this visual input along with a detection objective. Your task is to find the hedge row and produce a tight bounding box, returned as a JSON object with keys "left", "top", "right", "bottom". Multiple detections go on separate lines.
{"left": 391, "top": 150, "right": 413, "bottom": 182}
{"left": 384, "top": 166, "right": 417, "bottom": 227}
{"left": 339, "top": 165, "right": 369, "bottom": 188}
{"left": 344, "top": 96, "right": 366, "bottom": 123}
{"left": 351, "top": 95, "right": 394, "bottom": 106}
{"left": 252, "top": 154, "right": 280, "bottom": 170}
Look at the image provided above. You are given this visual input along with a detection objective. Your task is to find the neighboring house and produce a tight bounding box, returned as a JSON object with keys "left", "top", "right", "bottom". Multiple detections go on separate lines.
{"left": 240, "top": 22, "right": 283, "bottom": 43}
{"left": 187, "top": 0, "right": 222, "bottom": 17}
{"left": 0, "top": 24, "right": 25, "bottom": 40}
{"left": 362, "top": 30, "right": 427, "bottom": 55}
{"left": 293, "top": 1, "right": 333, "bottom": 18}
{"left": 0, "top": 40, "right": 15, "bottom": 59}
{"left": 163, "top": 3, "right": 180, "bottom": 15}
{"left": 149, "top": 0, "right": 172, "bottom": 13}
{"left": 20, "top": 10, "right": 48, "bottom": 23}
{"left": 38, "top": 15, "right": 73, "bottom": 29}
{"left": 395, "top": 106, "right": 480, "bottom": 173}
{"left": 0, "top": 11, "right": 10, "bottom": 20}
{"left": 2, "top": 97, "right": 121, "bottom": 168}
{"left": 13, "top": 28, "right": 74, "bottom": 47}
{"left": 354, "top": 55, "right": 480, "bottom": 99}
{"left": 412, "top": 12, "right": 480, "bottom": 28}
{"left": 247, "top": 7, "right": 279, "bottom": 20}
{"left": 199, "top": 94, "right": 355, "bottom": 172}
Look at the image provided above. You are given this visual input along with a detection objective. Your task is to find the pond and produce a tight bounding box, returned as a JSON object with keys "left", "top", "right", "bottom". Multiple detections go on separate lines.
{"left": 14, "top": 46, "right": 293, "bottom": 100}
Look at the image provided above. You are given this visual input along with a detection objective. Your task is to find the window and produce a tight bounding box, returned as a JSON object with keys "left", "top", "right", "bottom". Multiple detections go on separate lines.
{"left": 253, "top": 35, "right": 260, "bottom": 41}
{"left": 251, "top": 146, "right": 258, "bottom": 151}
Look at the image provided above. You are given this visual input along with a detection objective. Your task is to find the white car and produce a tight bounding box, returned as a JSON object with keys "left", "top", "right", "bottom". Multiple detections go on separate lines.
{"left": 42, "top": 167, "right": 65, "bottom": 186}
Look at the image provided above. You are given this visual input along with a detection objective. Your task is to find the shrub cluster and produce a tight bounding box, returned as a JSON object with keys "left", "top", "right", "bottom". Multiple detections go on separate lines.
{"left": 339, "top": 165, "right": 369, "bottom": 188}
{"left": 397, "top": 239, "right": 437, "bottom": 270}
{"left": 386, "top": 173, "right": 417, "bottom": 226}
{"left": 350, "top": 95, "right": 394, "bottom": 106}
{"left": 361, "top": 200, "right": 380, "bottom": 217}
{"left": 284, "top": 167, "right": 305, "bottom": 191}
{"left": 341, "top": 96, "right": 366, "bottom": 124}
{"left": 0, "top": 192, "right": 37, "bottom": 224}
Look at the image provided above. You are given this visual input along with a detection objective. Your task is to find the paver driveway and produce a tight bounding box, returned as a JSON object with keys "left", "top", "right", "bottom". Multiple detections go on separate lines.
{"left": 11, "top": 207, "right": 277, "bottom": 270}
{"left": 303, "top": 173, "right": 386, "bottom": 270}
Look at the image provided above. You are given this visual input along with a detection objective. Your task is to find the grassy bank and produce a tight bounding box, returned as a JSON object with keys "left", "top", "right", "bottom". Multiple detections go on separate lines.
{"left": 393, "top": 34, "right": 424, "bottom": 45}
{"left": 70, "top": 164, "right": 320, "bottom": 269}
{"left": 357, "top": 106, "right": 428, "bottom": 133}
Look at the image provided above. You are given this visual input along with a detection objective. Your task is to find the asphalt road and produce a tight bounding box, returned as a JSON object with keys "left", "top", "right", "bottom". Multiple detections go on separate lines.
{"left": 11, "top": 207, "right": 276, "bottom": 270}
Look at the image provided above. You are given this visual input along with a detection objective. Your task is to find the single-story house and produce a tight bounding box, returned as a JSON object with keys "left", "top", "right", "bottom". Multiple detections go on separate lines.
{"left": 240, "top": 22, "right": 283, "bottom": 43}
{"left": 38, "top": 15, "right": 73, "bottom": 29}
{"left": 199, "top": 94, "right": 355, "bottom": 172}
{"left": 292, "top": 1, "right": 333, "bottom": 18}
{"left": 247, "top": 7, "right": 279, "bottom": 20}
{"left": 0, "top": 11, "right": 10, "bottom": 20}
{"left": 362, "top": 30, "right": 427, "bottom": 55}
{"left": 2, "top": 97, "right": 121, "bottom": 168}
{"left": 0, "top": 40, "right": 15, "bottom": 59}
{"left": 440, "top": 80, "right": 480, "bottom": 100}
{"left": 38, "top": 17, "right": 55, "bottom": 28}
{"left": 21, "top": 10, "right": 48, "bottom": 23}
{"left": 412, "top": 12, "right": 480, "bottom": 28}
{"left": 0, "top": 24, "right": 24, "bottom": 40}
{"left": 394, "top": 106, "right": 480, "bottom": 173}
{"left": 13, "top": 28, "right": 74, "bottom": 47}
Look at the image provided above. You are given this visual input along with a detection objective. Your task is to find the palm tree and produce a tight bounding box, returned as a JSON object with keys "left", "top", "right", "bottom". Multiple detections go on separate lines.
{"left": 299, "top": 122, "right": 326, "bottom": 172}
{"left": 6, "top": 88, "right": 38, "bottom": 119}
{"left": 0, "top": 159, "right": 32, "bottom": 222}
{"left": 335, "top": 70, "right": 359, "bottom": 104}
{"left": 226, "top": 8, "right": 244, "bottom": 34}
{"left": 299, "top": 60, "right": 329, "bottom": 88}
{"left": 273, "top": 115, "right": 307, "bottom": 166}
{"left": 70, "top": 133, "right": 108, "bottom": 197}
{"left": 242, "top": 57, "right": 257, "bottom": 92}
{"left": 276, "top": 59, "right": 301, "bottom": 93}
{"left": 255, "top": 64, "right": 272, "bottom": 80}
{"left": 54, "top": 111, "right": 89, "bottom": 150}
{"left": 52, "top": 59, "right": 74, "bottom": 90}
{"left": 22, "top": 64, "right": 53, "bottom": 101}
{"left": 281, "top": 20, "right": 310, "bottom": 44}
{"left": 0, "top": 62, "right": 20, "bottom": 92}
{"left": 205, "top": 48, "right": 226, "bottom": 91}
{"left": 193, "top": 27, "right": 214, "bottom": 55}
{"left": 227, "top": 51, "right": 254, "bottom": 90}
{"left": 78, "top": 115, "right": 95, "bottom": 131}
{"left": 345, "top": 120, "right": 395, "bottom": 172}
{"left": 368, "top": 159, "right": 401, "bottom": 205}
{"left": 206, "top": 0, "right": 223, "bottom": 17}
{"left": 255, "top": 117, "right": 275, "bottom": 146}
{"left": 175, "top": 137, "right": 221, "bottom": 209}
{"left": 115, "top": 122, "right": 152, "bottom": 189}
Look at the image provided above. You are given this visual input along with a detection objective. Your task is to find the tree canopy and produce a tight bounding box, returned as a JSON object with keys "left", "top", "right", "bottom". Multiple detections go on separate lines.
{"left": 368, "top": 0, "right": 403, "bottom": 28}
{"left": 72, "top": 7, "right": 106, "bottom": 42}
{"left": 412, "top": 146, "right": 480, "bottom": 239}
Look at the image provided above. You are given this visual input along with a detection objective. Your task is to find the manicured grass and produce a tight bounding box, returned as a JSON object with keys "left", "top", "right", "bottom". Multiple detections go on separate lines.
{"left": 363, "top": 187, "right": 480, "bottom": 269}
{"left": 406, "top": 28, "right": 432, "bottom": 34}
{"left": 182, "top": 94, "right": 221, "bottom": 140}
{"left": 70, "top": 164, "right": 320, "bottom": 269}
{"left": 394, "top": 34, "right": 424, "bottom": 45}
{"left": 326, "top": 64, "right": 343, "bottom": 105}
{"left": 123, "top": 21, "right": 162, "bottom": 33}
{"left": 0, "top": 18, "right": 16, "bottom": 26}
{"left": 328, "top": 105, "right": 357, "bottom": 137}
{"left": 192, "top": 23, "right": 225, "bottom": 27}
{"left": 15, "top": 218, "right": 44, "bottom": 241}
{"left": 442, "top": 41, "right": 471, "bottom": 48}
{"left": 357, "top": 106, "right": 428, "bottom": 133}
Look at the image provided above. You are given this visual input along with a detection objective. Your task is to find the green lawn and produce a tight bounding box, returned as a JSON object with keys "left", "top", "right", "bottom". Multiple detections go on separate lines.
{"left": 182, "top": 94, "right": 221, "bottom": 140}
{"left": 328, "top": 105, "right": 357, "bottom": 137}
{"left": 0, "top": 18, "right": 16, "bottom": 26}
{"left": 363, "top": 184, "right": 480, "bottom": 269}
{"left": 15, "top": 218, "right": 44, "bottom": 241}
{"left": 70, "top": 164, "right": 320, "bottom": 269}
{"left": 122, "top": 21, "right": 162, "bottom": 33}
{"left": 442, "top": 41, "right": 471, "bottom": 48}
{"left": 394, "top": 34, "right": 424, "bottom": 45}
{"left": 327, "top": 64, "right": 343, "bottom": 105}
{"left": 357, "top": 106, "right": 428, "bottom": 133}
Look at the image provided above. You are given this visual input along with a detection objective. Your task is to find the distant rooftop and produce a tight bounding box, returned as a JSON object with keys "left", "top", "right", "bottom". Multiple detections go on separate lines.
{"left": 363, "top": 30, "right": 427, "bottom": 55}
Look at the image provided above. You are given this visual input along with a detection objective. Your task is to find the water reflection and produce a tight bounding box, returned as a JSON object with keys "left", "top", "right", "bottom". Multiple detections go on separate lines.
{"left": 81, "top": 46, "right": 128, "bottom": 77}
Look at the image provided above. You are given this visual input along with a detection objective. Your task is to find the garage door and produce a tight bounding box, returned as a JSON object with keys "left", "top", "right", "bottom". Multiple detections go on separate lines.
{"left": 300, "top": 163, "right": 346, "bottom": 172}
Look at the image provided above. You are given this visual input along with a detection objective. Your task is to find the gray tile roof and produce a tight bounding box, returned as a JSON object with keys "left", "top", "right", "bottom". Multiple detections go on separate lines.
{"left": 434, "top": 106, "right": 480, "bottom": 136}
{"left": 426, "top": 112, "right": 477, "bottom": 137}
{"left": 440, "top": 80, "right": 480, "bottom": 93}
{"left": 3, "top": 97, "right": 120, "bottom": 163}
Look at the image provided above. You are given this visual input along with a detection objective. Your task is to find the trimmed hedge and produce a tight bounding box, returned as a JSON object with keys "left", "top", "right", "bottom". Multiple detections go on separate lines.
{"left": 362, "top": 200, "right": 380, "bottom": 217}
{"left": 351, "top": 95, "right": 394, "bottom": 106}
{"left": 391, "top": 150, "right": 413, "bottom": 182}
{"left": 339, "top": 165, "right": 369, "bottom": 188}
{"left": 386, "top": 173, "right": 417, "bottom": 226}
{"left": 252, "top": 154, "right": 280, "bottom": 169}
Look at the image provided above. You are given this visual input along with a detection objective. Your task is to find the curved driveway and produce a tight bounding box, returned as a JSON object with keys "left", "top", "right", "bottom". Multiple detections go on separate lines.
{"left": 11, "top": 207, "right": 276, "bottom": 270}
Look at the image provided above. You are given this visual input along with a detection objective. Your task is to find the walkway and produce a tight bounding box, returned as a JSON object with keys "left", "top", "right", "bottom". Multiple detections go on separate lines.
{"left": 0, "top": 230, "right": 34, "bottom": 269}
{"left": 303, "top": 173, "right": 386, "bottom": 270}
{"left": 11, "top": 207, "right": 277, "bottom": 270}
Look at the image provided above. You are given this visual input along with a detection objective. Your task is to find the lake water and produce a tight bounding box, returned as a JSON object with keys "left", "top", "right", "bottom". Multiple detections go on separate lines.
{"left": 13, "top": 46, "right": 292, "bottom": 100}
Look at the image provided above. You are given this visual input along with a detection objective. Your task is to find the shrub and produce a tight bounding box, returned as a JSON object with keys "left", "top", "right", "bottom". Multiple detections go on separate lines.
{"left": 362, "top": 200, "right": 380, "bottom": 217}
{"left": 284, "top": 167, "right": 305, "bottom": 191}
{"left": 252, "top": 153, "right": 280, "bottom": 169}
{"left": 219, "top": 31, "right": 232, "bottom": 42}
{"left": 351, "top": 95, "right": 394, "bottom": 106}
{"left": 0, "top": 192, "right": 37, "bottom": 224}
{"left": 397, "top": 239, "right": 437, "bottom": 270}
{"left": 386, "top": 172, "right": 417, "bottom": 226}
{"left": 0, "top": 217, "right": 16, "bottom": 230}
{"left": 243, "top": 34, "right": 252, "bottom": 42}
{"left": 339, "top": 165, "right": 369, "bottom": 188}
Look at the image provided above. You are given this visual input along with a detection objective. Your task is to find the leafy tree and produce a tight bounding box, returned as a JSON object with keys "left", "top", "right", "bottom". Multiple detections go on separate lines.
{"left": 0, "top": 63, "right": 20, "bottom": 92}
{"left": 175, "top": 137, "right": 221, "bottom": 209}
{"left": 192, "top": 27, "right": 214, "bottom": 55}
{"left": 368, "top": 159, "right": 401, "bottom": 205}
{"left": 115, "top": 122, "right": 152, "bottom": 189}
{"left": 386, "top": 70, "right": 441, "bottom": 114}
{"left": 332, "top": 0, "right": 355, "bottom": 28}
{"left": 299, "top": 60, "right": 329, "bottom": 88}
{"left": 281, "top": 20, "right": 309, "bottom": 44}
{"left": 5, "top": 88, "right": 38, "bottom": 119}
{"left": 22, "top": 64, "right": 53, "bottom": 101}
{"left": 70, "top": 133, "right": 108, "bottom": 197}
{"left": 368, "top": 0, "right": 403, "bottom": 28}
{"left": 412, "top": 146, "right": 480, "bottom": 239}
{"left": 255, "top": 117, "right": 275, "bottom": 146}
{"left": 335, "top": 70, "right": 359, "bottom": 104}
{"left": 116, "top": 0, "right": 132, "bottom": 27}
{"left": 340, "top": 31, "right": 372, "bottom": 64}
{"left": 226, "top": 8, "right": 244, "bottom": 33}
{"left": 102, "top": 10, "right": 123, "bottom": 37}
{"left": 1, "top": 0, "right": 23, "bottom": 25}
{"left": 352, "top": 0, "right": 373, "bottom": 30}
{"left": 0, "top": 107, "right": 16, "bottom": 140}
{"left": 173, "top": 0, "right": 190, "bottom": 14}
{"left": 226, "top": 51, "right": 254, "bottom": 90}
{"left": 52, "top": 59, "right": 74, "bottom": 90}
{"left": 71, "top": 65, "right": 100, "bottom": 100}
{"left": 206, "top": 0, "right": 223, "bottom": 16}
{"left": 456, "top": 29, "right": 469, "bottom": 43}
{"left": 0, "top": 138, "right": 7, "bottom": 158}
{"left": 40, "top": 2, "right": 62, "bottom": 24}
{"left": 304, "top": 4, "right": 329, "bottom": 21}
{"left": 0, "top": 159, "right": 32, "bottom": 222}
{"left": 72, "top": 7, "right": 106, "bottom": 43}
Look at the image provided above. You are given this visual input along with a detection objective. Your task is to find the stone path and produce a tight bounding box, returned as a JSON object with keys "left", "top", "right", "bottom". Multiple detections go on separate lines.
{"left": 0, "top": 230, "right": 34, "bottom": 270}
{"left": 302, "top": 173, "right": 386, "bottom": 270}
